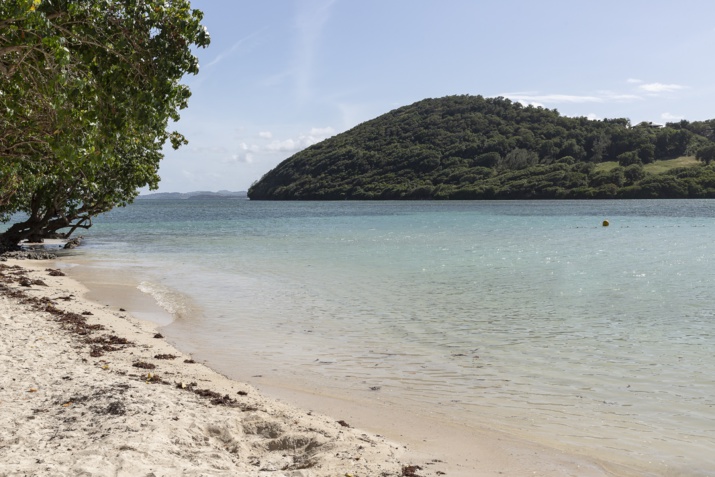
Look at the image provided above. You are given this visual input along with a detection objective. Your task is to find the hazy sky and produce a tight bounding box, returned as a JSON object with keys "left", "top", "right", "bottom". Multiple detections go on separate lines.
{"left": 156, "top": 0, "right": 715, "bottom": 192}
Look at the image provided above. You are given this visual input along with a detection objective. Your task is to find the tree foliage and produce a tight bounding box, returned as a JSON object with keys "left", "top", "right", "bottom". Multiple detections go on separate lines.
{"left": 0, "top": 0, "right": 209, "bottom": 248}
{"left": 696, "top": 144, "right": 715, "bottom": 165}
{"left": 248, "top": 95, "right": 715, "bottom": 200}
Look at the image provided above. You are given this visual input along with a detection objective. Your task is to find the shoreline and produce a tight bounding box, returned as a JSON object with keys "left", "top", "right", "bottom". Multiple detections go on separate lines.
{"left": 1, "top": 255, "right": 628, "bottom": 476}
{"left": 0, "top": 258, "right": 413, "bottom": 476}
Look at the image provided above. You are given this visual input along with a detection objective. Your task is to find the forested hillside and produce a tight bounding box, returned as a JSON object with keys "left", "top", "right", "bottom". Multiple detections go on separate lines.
{"left": 248, "top": 95, "right": 715, "bottom": 200}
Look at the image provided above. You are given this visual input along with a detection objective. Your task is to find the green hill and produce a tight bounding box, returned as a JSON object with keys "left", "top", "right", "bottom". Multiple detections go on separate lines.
{"left": 248, "top": 95, "right": 715, "bottom": 200}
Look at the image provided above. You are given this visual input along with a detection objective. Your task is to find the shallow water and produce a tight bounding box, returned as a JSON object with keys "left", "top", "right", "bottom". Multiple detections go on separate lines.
{"left": 68, "top": 199, "right": 715, "bottom": 475}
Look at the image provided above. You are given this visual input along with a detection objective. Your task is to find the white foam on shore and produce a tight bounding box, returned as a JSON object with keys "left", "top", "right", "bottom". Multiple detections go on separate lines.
{"left": 137, "top": 280, "right": 195, "bottom": 320}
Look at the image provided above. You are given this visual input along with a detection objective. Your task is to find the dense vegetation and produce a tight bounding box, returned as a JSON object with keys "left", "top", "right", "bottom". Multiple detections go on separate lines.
{"left": 248, "top": 95, "right": 715, "bottom": 200}
{"left": 0, "top": 0, "right": 208, "bottom": 249}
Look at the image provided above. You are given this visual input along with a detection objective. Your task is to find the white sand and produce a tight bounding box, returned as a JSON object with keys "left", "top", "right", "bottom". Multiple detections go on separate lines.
{"left": 0, "top": 258, "right": 629, "bottom": 477}
{"left": 0, "top": 259, "right": 412, "bottom": 476}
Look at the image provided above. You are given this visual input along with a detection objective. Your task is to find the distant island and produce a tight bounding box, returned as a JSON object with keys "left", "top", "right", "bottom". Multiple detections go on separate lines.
{"left": 138, "top": 191, "right": 247, "bottom": 200}
{"left": 248, "top": 95, "right": 715, "bottom": 200}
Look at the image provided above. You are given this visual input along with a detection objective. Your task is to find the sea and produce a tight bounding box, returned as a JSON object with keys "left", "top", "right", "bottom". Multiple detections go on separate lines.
{"left": 52, "top": 199, "right": 715, "bottom": 475}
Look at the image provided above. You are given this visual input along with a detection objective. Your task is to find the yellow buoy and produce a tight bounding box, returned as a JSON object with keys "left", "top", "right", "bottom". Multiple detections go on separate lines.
{"left": 602, "top": 219, "right": 610, "bottom": 227}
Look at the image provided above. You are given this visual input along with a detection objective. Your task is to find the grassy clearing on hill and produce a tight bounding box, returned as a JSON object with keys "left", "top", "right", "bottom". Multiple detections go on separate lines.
{"left": 643, "top": 156, "right": 700, "bottom": 174}
{"left": 594, "top": 156, "right": 700, "bottom": 175}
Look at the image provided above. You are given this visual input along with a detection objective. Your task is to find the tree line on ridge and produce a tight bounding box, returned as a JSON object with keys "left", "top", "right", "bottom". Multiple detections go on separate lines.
{"left": 248, "top": 95, "right": 715, "bottom": 201}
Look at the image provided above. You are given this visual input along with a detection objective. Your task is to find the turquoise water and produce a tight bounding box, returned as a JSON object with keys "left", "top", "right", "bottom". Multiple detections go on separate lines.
{"left": 70, "top": 200, "right": 715, "bottom": 475}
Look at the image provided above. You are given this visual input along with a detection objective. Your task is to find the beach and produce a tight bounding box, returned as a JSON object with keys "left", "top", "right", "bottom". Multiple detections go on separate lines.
{"left": 0, "top": 255, "right": 625, "bottom": 477}
{"left": 0, "top": 257, "right": 411, "bottom": 477}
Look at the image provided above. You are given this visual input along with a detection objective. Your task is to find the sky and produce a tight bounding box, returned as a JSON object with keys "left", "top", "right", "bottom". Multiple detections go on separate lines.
{"left": 154, "top": 0, "right": 715, "bottom": 193}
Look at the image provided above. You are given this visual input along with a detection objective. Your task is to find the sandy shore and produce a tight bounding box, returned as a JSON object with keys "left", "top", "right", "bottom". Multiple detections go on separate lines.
{"left": 0, "top": 258, "right": 420, "bottom": 477}
{"left": 0, "top": 256, "right": 630, "bottom": 477}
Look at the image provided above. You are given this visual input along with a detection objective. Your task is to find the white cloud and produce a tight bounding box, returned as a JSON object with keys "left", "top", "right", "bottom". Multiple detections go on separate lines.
{"left": 224, "top": 153, "right": 253, "bottom": 164}
{"left": 310, "top": 126, "right": 335, "bottom": 136}
{"left": 503, "top": 90, "right": 644, "bottom": 107}
{"left": 601, "top": 92, "right": 642, "bottom": 101}
{"left": 258, "top": 131, "right": 273, "bottom": 139}
{"left": 504, "top": 93, "right": 604, "bottom": 104}
{"left": 263, "top": 127, "right": 334, "bottom": 153}
{"left": 627, "top": 78, "right": 643, "bottom": 84}
{"left": 661, "top": 112, "right": 684, "bottom": 122}
{"left": 218, "top": 148, "right": 255, "bottom": 164}
{"left": 235, "top": 127, "right": 336, "bottom": 156}
{"left": 265, "top": 139, "right": 302, "bottom": 152}
{"left": 587, "top": 113, "right": 601, "bottom": 121}
{"left": 639, "top": 83, "right": 685, "bottom": 93}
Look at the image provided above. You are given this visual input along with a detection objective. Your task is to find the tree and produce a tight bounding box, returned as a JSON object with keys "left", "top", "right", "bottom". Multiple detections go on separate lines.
{"left": 1, "top": 0, "right": 209, "bottom": 249}
{"left": 589, "top": 132, "right": 611, "bottom": 162}
{"left": 617, "top": 151, "right": 642, "bottom": 167}
{"left": 623, "top": 163, "right": 646, "bottom": 184}
{"left": 501, "top": 148, "right": 538, "bottom": 170}
{"left": 696, "top": 145, "right": 715, "bottom": 165}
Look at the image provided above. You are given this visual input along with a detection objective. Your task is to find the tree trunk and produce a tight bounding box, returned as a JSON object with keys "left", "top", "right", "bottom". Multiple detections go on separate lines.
{"left": 1, "top": 213, "right": 92, "bottom": 251}
{"left": 0, "top": 216, "right": 48, "bottom": 250}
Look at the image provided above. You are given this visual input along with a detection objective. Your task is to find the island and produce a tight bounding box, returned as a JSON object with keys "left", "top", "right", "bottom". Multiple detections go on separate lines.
{"left": 248, "top": 95, "right": 715, "bottom": 200}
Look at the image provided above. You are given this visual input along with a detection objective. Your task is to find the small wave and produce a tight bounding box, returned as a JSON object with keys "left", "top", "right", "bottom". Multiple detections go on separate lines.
{"left": 137, "top": 281, "right": 194, "bottom": 320}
